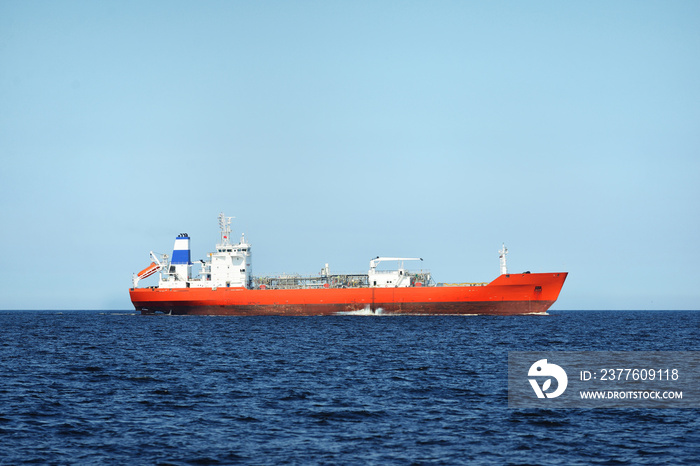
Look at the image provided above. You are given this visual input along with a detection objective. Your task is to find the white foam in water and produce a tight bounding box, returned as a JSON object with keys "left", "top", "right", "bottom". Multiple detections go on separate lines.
{"left": 336, "top": 306, "right": 383, "bottom": 316}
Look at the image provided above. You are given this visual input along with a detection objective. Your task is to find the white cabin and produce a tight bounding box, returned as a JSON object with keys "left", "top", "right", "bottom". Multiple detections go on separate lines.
{"left": 368, "top": 257, "right": 423, "bottom": 288}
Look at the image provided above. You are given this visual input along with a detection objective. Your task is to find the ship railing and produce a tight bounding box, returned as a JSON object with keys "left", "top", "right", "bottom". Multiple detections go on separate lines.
{"left": 371, "top": 269, "right": 431, "bottom": 275}
{"left": 437, "top": 282, "right": 489, "bottom": 287}
{"left": 253, "top": 273, "right": 370, "bottom": 290}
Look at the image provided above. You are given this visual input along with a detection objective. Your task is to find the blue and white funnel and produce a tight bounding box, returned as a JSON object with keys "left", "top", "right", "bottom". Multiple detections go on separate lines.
{"left": 172, "top": 233, "right": 191, "bottom": 264}
{"left": 168, "top": 233, "right": 191, "bottom": 283}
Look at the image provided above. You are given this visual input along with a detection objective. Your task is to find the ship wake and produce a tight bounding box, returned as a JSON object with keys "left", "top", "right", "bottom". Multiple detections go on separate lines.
{"left": 336, "top": 306, "right": 384, "bottom": 316}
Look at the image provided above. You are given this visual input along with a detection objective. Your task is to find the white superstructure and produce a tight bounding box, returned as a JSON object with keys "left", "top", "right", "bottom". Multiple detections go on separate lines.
{"left": 206, "top": 214, "right": 253, "bottom": 288}
{"left": 132, "top": 213, "right": 252, "bottom": 289}
{"left": 368, "top": 257, "right": 424, "bottom": 288}
{"left": 132, "top": 214, "right": 441, "bottom": 291}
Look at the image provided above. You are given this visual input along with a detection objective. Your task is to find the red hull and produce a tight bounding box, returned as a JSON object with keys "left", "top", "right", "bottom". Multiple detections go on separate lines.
{"left": 130, "top": 272, "right": 567, "bottom": 316}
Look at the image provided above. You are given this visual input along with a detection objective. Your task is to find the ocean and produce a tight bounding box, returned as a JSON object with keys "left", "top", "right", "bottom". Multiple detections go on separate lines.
{"left": 0, "top": 311, "right": 697, "bottom": 465}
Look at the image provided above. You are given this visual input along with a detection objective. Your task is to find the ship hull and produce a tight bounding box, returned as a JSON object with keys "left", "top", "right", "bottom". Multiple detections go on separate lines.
{"left": 130, "top": 272, "right": 567, "bottom": 316}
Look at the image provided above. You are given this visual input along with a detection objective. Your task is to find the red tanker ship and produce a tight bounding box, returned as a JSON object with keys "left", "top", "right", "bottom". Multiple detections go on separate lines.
{"left": 129, "top": 214, "right": 567, "bottom": 316}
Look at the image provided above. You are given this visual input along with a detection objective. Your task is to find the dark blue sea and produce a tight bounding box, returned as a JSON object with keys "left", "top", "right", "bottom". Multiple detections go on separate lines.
{"left": 0, "top": 311, "right": 698, "bottom": 465}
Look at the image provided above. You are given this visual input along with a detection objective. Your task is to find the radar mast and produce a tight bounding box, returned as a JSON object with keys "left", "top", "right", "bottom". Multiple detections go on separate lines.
{"left": 218, "top": 213, "right": 235, "bottom": 247}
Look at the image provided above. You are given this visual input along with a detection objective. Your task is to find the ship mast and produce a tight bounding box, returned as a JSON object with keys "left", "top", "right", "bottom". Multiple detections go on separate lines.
{"left": 499, "top": 243, "right": 508, "bottom": 275}
{"left": 218, "top": 213, "right": 234, "bottom": 247}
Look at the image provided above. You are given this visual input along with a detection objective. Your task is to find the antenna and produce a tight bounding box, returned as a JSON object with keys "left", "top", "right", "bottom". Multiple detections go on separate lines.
{"left": 218, "top": 213, "right": 235, "bottom": 245}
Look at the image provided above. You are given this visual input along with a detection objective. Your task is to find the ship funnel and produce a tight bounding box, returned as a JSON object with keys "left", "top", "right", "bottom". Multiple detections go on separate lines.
{"left": 172, "top": 233, "right": 191, "bottom": 264}
{"left": 168, "top": 233, "right": 192, "bottom": 282}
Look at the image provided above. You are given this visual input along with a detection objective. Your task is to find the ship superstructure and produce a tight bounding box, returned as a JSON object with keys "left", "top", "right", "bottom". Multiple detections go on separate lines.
{"left": 130, "top": 214, "right": 568, "bottom": 316}
{"left": 134, "top": 215, "right": 253, "bottom": 290}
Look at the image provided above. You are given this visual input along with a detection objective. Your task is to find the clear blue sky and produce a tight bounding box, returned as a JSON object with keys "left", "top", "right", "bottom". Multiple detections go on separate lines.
{"left": 1, "top": 1, "right": 698, "bottom": 310}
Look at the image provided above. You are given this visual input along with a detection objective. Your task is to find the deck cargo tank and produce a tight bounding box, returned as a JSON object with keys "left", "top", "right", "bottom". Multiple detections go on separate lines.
{"left": 129, "top": 214, "right": 568, "bottom": 316}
